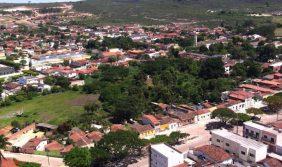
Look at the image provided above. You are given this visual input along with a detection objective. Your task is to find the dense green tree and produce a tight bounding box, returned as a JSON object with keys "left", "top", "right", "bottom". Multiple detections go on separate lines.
{"left": 199, "top": 58, "right": 225, "bottom": 79}
{"left": 97, "top": 130, "right": 145, "bottom": 160}
{"left": 211, "top": 108, "right": 236, "bottom": 123}
{"left": 0, "top": 135, "right": 10, "bottom": 162}
{"left": 257, "top": 44, "right": 277, "bottom": 62}
{"left": 64, "top": 147, "right": 92, "bottom": 167}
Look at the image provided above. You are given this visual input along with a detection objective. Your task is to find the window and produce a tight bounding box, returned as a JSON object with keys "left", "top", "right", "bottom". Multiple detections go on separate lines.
{"left": 271, "top": 138, "right": 275, "bottom": 143}
{"left": 241, "top": 151, "right": 246, "bottom": 155}
{"left": 249, "top": 153, "right": 255, "bottom": 157}
{"left": 225, "top": 150, "right": 230, "bottom": 153}
{"left": 217, "top": 139, "right": 220, "bottom": 143}
{"left": 264, "top": 135, "right": 267, "bottom": 138}
{"left": 226, "top": 143, "right": 230, "bottom": 146}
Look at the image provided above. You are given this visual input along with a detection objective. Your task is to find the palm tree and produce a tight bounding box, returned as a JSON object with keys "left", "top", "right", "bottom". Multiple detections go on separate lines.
{"left": 0, "top": 135, "right": 10, "bottom": 167}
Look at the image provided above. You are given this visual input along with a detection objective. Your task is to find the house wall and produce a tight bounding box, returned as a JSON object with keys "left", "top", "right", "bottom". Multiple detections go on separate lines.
{"left": 140, "top": 130, "right": 156, "bottom": 139}
{"left": 150, "top": 147, "right": 184, "bottom": 167}
{"left": 36, "top": 140, "right": 48, "bottom": 151}
{"left": 243, "top": 125, "right": 263, "bottom": 140}
{"left": 195, "top": 113, "right": 211, "bottom": 123}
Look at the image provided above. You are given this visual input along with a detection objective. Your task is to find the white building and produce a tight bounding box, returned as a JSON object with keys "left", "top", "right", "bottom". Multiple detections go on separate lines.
{"left": 211, "top": 129, "right": 268, "bottom": 164}
{"left": 150, "top": 143, "right": 195, "bottom": 167}
{"left": 243, "top": 121, "right": 282, "bottom": 155}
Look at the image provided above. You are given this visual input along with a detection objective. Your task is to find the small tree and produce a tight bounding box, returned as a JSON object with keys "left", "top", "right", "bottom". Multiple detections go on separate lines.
{"left": 246, "top": 108, "right": 264, "bottom": 116}
{"left": 168, "top": 131, "right": 189, "bottom": 145}
{"left": 84, "top": 102, "right": 100, "bottom": 114}
{"left": 265, "top": 94, "right": 282, "bottom": 113}
{"left": 211, "top": 108, "right": 236, "bottom": 123}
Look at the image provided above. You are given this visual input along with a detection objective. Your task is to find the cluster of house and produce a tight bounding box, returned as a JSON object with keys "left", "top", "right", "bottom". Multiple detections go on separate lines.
{"left": 0, "top": 122, "right": 130, "bottom": 157}
{"left": 150, "top": 120, "right": 282, "bottom": 167}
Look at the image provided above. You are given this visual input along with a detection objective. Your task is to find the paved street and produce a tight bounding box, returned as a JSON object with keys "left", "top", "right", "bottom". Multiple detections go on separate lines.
{"left": 2, "top": 151, "right": 65, "bottom": 167}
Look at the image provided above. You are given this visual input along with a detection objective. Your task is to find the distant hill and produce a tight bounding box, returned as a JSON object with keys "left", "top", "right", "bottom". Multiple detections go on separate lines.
{"left": 72, "top": 0, "right": 282, "bottom": 25}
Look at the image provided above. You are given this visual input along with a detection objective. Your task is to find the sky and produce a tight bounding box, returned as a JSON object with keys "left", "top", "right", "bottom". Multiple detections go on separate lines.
{"left": 0, "top": 0, "right": 81, "bottom": 3}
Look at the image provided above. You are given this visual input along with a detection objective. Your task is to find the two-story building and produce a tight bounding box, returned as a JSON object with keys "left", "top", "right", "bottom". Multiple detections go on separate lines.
{"left": 243, "top": 121, "right": 282, "bottom": 155}
{"left": 211, "top": 129, "right": 268, "bottom": 164}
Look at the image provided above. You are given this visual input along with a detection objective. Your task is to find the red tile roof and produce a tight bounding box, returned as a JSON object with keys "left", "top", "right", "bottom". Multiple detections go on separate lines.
{"left": 194, "top": 145, "right": 231, "bottom": 162}
{"left": 263, "top": 157, "right": 282, "bottom": 167}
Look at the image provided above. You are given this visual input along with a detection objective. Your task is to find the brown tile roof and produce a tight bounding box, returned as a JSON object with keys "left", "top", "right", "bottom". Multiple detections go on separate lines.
{"left": 263, "top": 157, "right": 282, "bottom": 167}
{"left": 194, "top": 145, "right": 231, "bottom": 163}
{"left": 45, "top": 141, "right": 64, "bottom": 151}
{"left": 229, "top": 90, "right": 254, "bottom": 101}
{"left": 173, "top": 163, "right": 188, "bottom": 167}
{"left": 196, "top": 109, "right": 210, "bottom": 115}
{"left": 0, "top": 125, "right": 13, "bottom": 136}
{"left": 20, "top": 137, "right": 42, "bottom": 154}
{"left": 271, "top": 121, "right": 282, "bottom": 130}
{"left": 87, "top": 131, "right": 103, "bottom": 143}
{"left": 60, "top": 145, "right": 73, "bottom": 154}
{"left": 1, "top": 158, "right": 17, "bottom": 167}
{"left": 110, "top": 124, "right": 125, "bottom": 132}
{"left": 131, "top": 124, "right": 154, "bottom": 133}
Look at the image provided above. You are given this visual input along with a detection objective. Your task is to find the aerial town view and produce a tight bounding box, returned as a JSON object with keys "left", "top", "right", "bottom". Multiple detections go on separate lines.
{"left": 0, "top": 0, "right": 282, "bottom": 167}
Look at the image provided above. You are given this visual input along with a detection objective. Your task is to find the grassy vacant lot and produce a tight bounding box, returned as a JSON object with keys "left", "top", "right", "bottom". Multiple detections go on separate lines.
{"left": 275, "top": 28, "right": 282, "bottom": 37}
{"left": 0, "top": 91, "right": 98, "bottom": 128}
{"left": 273, "top": 16, "right": 282, "bottom": 37}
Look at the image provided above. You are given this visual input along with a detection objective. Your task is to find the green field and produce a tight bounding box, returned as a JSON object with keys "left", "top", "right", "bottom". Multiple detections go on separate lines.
{"left": 0, "top": 91, "right": 98, "bottom": 128}
{"left": 72, "top": 0, "right": 282, "bottom": 25}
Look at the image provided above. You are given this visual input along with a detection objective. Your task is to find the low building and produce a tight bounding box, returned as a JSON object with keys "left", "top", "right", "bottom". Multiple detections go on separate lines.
{"left": 222, "top": 90, "right": 265, "bottom": 113}
{"left": 150, "top": 143, "right": 195, "bottom": 167}
{"left": 131, "top": 123, "right": 156, "bottom": 139}
{"left": 211, "top": 129, "right": 268, "bottom": 164}
{"left": 20, "top": 137, "right": 47, "bottom": 154}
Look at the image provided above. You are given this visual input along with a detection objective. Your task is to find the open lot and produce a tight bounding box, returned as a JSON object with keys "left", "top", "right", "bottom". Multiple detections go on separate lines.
{"left": 273, "top": 16, "right": 282, "bottom": 37}
{"left": 0, "top": 91, "right": 98, "bottom": 127}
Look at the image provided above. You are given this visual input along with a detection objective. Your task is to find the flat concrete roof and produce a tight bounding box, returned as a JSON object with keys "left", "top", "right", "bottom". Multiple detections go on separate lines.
{"left": 212, "top": 129, "right": 267, "bottom": 150}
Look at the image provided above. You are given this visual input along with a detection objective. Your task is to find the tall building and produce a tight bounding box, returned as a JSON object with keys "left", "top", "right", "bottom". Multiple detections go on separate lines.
{"left": 211, "top": 129, "right": 268, "bottom": 164}
{"left": 150, "top": 143, "right": 195, "bottom": 167}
